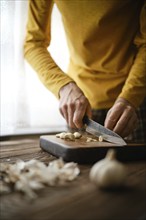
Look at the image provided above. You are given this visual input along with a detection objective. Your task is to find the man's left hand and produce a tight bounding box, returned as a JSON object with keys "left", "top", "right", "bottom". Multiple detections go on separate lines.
{"left": 104, "top": 98, "right": 138, "bottom": 138}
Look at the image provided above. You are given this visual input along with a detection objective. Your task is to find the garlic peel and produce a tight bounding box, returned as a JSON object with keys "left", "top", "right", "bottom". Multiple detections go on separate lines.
{"left": 0, "top": 158, "right": 80, "bottom": 199}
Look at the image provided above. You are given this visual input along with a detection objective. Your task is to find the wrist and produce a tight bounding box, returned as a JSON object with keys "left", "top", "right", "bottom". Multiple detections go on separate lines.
{"left": 115, "top": 97, "right": 136, "bottom": 109}
{"left": 59, "top": 82, "right": 76, "bottom": 97}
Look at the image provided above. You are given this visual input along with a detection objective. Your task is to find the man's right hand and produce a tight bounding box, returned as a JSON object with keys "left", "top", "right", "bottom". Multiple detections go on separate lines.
{"left": 59, "top": 82, "right": 92, "bottom": 129}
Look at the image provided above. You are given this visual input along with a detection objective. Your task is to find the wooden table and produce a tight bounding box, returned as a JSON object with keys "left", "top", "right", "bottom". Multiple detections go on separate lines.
{"left": 0, "top": 136, "right": 146, "bottom": 220}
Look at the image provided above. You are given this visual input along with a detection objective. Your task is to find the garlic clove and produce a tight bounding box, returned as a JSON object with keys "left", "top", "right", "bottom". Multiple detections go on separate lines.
{"left": 56, "top": 132, "right": 66, "bottom": 139}
{"left": 99, "top": 135, "right": 103, "bottom": 142}
{"left": 56, "top": 132, "right": 76, "bottom": 141}
{"left": 73, "top": 132, "right": 82, "bottom": 139}
{"left": 86, "top": 137, "right": 97, "bottom": 142}
{"left": 64, "top": 133, "right": 75, "bottom": 141}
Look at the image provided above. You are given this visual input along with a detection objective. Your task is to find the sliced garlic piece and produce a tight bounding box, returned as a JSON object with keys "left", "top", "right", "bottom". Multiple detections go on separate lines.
{"left": 73, "top": 132, "right": 82, "bottom": 139}
{"left": 56, "top": 132, "right": 66, "bottom": 139}
{"left": 64, "top": 133, "right": 75, "bottom": 141}
{"left": 86, "top": 137, "right": 97, "bottom": 142}
{"left": 99, "top": 135, "right": 103, "bottom": 142}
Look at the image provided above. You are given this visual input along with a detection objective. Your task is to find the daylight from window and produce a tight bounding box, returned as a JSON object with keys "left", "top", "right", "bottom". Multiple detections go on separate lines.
{"left": 0, "top": 1, "right": 69, "bottom": 135}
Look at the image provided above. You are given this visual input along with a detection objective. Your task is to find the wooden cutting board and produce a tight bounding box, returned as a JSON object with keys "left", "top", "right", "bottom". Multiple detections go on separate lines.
{"left": 40, "top": 134, "right": 146, "bottom": 164}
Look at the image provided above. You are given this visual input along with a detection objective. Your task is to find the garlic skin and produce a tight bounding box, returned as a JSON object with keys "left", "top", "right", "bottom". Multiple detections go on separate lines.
{"left": 89, "top": 149, "right": 127, "bottom": 189}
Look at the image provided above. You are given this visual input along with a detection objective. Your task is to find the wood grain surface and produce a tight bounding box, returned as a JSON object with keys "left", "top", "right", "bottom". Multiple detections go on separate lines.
{"left": 0, "top": 135, "right": 146, "bottom": 220}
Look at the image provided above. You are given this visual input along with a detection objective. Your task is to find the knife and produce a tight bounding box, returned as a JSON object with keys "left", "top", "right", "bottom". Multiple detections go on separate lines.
{"left": 83, "top": 115, "right": 127, "bottom": 146}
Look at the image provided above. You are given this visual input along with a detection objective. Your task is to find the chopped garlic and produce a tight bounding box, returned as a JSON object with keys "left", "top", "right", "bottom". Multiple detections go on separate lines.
{"left": 56, "top": 131, "right": 82, "bottom": 141}
{"left": 56, "top": 132, "right": 66, "bottom": 139}
{"left": 86, "top": 137, "right": 97, "bottom": 142}
{"left": 73, "top": 132, "right": 82, "bottom": 139}
{"left": 64, "top": 133, "right": 75, "bottom": 141}
{"left": 99, "top": 135, "right": 103, "bottom": 142}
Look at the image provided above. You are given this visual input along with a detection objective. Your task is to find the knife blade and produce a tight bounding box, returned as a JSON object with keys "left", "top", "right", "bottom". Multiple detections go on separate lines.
{"left": 83, "top": 115, "right": 127, "bottom": 146}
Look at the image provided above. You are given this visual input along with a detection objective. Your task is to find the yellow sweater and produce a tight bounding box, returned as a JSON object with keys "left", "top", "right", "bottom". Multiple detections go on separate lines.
{"left": 24, "top": 0, "right": 146, "bottom": 109}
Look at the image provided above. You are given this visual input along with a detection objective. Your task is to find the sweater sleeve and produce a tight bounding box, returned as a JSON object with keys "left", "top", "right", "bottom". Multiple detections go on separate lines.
{"left": 24, "top": 0, "right": 74, "bottom": 98}
{"left": 118, "top": 1, "right": 146, "bottom": 108}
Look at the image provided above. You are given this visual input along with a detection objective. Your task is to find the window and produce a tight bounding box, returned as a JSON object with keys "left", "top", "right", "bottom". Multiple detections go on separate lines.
{"left": 0, "top": 1, "right": 69, "bottom": 135}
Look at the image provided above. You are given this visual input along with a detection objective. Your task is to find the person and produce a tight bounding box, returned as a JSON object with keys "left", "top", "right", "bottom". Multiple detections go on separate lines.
{"left": 24, "top": 0, "right": 146, "bottom": 143}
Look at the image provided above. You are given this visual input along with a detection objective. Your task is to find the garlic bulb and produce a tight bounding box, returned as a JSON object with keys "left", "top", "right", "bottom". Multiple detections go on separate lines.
{"left": 89, "top": 149, "right": 127, "bottom": 189}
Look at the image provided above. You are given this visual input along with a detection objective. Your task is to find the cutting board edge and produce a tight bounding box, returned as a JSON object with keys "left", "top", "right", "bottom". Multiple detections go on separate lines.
{"left": 40, "top": 135, "right": 146, "bottom": 164}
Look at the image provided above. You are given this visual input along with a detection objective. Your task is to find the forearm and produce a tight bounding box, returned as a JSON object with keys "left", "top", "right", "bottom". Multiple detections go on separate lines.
{"left": 119, "top": 1, "right": 146, "bottom": 108}
{"left": 24, "top": 0, "right": 74, "bottom": 98}
{"left": 119, "top": 45, "right": 146, "bottom": 108}
{"left": 24, "top": 44, "right": 73, "bottom": 98}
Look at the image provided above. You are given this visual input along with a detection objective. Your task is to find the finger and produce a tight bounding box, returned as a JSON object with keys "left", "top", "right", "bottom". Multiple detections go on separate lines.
{"left": 68, "top": 102, "right": 76, "bottom": 128}
{"left": 86, "top": 103, "right": 92, "bottom": 119}
{"left": 121, "top": 114, "right": 138, "bottom": 137}
{"left": 104, "top": 103, "right": 125, "bottom": 130}
{"left": 59, "top": 104, "right": 69, "bottom": 124}
{"left": 73, "top": 99, "right": 87, "bottom": 128}
{"left": 113, "top": 106, "right": 132, "bottom": 135}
